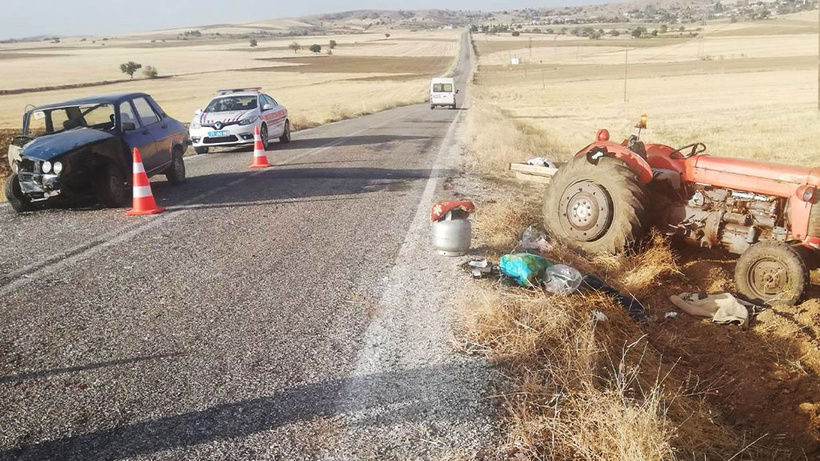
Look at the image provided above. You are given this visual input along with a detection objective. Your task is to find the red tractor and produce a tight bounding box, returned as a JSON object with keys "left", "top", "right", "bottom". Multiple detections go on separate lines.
{"left": 543, "top": 116, "right": 819, "bottom": 305}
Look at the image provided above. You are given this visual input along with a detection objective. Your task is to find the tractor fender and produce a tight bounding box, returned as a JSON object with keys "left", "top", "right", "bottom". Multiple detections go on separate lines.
{"left": 573, "top": 141, "right": 654, "bottom": 184}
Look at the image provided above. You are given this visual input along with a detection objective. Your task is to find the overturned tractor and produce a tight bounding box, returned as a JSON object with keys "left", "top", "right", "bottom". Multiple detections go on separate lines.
{"left": 543, "top": 116, "right": 818, "bottom": 305}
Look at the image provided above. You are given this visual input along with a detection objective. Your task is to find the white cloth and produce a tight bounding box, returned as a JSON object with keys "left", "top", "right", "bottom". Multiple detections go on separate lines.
{"left": 669, "top": 292, "right": 749, "bottom": 326}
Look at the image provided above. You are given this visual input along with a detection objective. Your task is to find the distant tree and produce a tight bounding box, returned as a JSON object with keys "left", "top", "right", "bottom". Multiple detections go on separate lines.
{"left": 679, "top": 26, "right": 685, "bottom": 32}
{"left": 329, "top": 39, "right": 337, "bottom": 49}
{"left": 119, "top": 61, "right": 142, "bottom": 79}
{"left": 249, "top": 38, "right": 258, "bottom": 47}
{"left": 651, "top": 29, "right": 659, "bottom": 36}
{"left": 631, "top": 26, "right": 646, "bottom": 38}
{"left": 469, "top": 24, "right": 478, "bottom": 32}
{"left": 289, "top": 41, "right": 301, "bottom": 53}
{"left": 143, "top": 65, "right": 159, "bottom": 78}
{"left": 660, "top": 24, "right": 668, "bottom": 33}
{"left": 511, "top": 30, "right": 520, "bottom": 36}
{"left": 309, "top": 44, "right": 321, "bottom": 53}
{"left": 384, "top": 33, "right": 391, "bottom": 38}
{"left": 609, "top": 29, "right": 620, "bottom": 37}
{"left": 80, "top": 37, "right": 87, "bottom": 42}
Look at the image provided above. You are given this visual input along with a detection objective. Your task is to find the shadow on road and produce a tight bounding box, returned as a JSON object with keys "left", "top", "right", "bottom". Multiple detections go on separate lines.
{"left": 151, "top": 167, "right": 456, "bottom": 209}
{"left": 1, "top": 361, "right": 493, "bottom": 460}
{"left": 0, "top": 352, "right": 185, "bottom": 385}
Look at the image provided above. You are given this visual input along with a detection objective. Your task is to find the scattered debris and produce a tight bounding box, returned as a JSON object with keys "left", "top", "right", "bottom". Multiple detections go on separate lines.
{"left": 518, "top": 226, "right": 553, "bottom": 254}
{"left": 542, "top": 264, "right": 583, "bottom": 295}
{"left": 581, "top": 275, "right": 649, "bottom": 324}
{"left": 669, "top": 292, "right": 749, "bottom": 326}
{"left": 499, "top": 253, "right": 551, "bottom": 287}
{"left": 468, "top": 259, "right": 493, "bottom": 278}
{"left": 526, "top": 157, "right": 557, "bottom": 168}
{"left": 590, "top": 310, "right": 609, "bottom": 322}
{"left": 664, "top": 311, "right": 678, "bottom": 319}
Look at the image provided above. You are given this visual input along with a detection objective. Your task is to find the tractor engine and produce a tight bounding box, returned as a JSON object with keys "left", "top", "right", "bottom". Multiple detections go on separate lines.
{"left": 663, "top": 187, "right": 786, "bottom": 255}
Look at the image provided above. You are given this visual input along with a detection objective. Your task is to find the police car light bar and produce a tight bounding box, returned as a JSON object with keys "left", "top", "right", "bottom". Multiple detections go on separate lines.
{"left": 217, "top": 87, "right": 262, "bottom": 95}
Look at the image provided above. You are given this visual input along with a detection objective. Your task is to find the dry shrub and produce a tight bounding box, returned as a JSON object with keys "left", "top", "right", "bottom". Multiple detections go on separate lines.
{"left": 462, "top": 98, "right": 563, "bottom": 175}
{"left": 461, "top": 198, "right": 770, "bottom": 459}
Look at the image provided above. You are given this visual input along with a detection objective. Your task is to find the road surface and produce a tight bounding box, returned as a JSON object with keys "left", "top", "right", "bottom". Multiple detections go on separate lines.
{"left": 0, "top": 33, "right": 499, "bottom": 460}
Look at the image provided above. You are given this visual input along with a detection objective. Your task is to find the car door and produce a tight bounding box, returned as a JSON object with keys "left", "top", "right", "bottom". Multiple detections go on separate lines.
{"left": 119, "top": 100, "right": 158, "bottom": 171}
{"left": 262, "top": 94, "right": 285, "bottom": 137}
{"left": 131, "top": 97, "right": 165, "bottom": 173}
{"left": 142, "top": 96, "right": 177, "bottom": 171}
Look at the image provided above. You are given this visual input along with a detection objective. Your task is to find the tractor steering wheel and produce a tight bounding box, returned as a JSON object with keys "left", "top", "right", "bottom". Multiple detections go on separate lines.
{"left": 669, "top": 142, "right": 706, "bottom": 159}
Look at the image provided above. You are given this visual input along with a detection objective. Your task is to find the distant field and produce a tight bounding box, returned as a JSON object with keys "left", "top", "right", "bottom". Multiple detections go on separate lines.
{"left": 0, "top": 29, "right": 459, "bottom": 130}
{"left": 469, "top": 11, "right": 820, "bottom": 166}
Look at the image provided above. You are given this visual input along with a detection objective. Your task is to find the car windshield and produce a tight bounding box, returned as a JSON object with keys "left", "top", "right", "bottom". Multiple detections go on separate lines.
{"left": 204, "top": 96, "right": 258, "bottom": 113}
{"left": 25, "top": 103, "right": 116, "bottom": 136}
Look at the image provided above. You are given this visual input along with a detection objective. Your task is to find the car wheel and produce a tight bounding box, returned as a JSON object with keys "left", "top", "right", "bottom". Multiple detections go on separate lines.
{"left": 4, "top": 173, "right": 35, "bottom": 212}
{"left": 543, "top": 154, "right": 649, "bottom": 254}
{"left": 165, "top": 150, "right": 186, "bottom": 186}
{"left": 279, "top": 120, "right": 291, "bottom": 143}
{"left": 735, "top": 241, "right": 808, "bottom": 306}
{"left": 260, "top": 123, "right": 269, "bottom": 150}
{"left": 194, "top": 146, "right": 209, "bottom": 155}
{"left": 96, "top": 164, "right": 128, "bottom": 208}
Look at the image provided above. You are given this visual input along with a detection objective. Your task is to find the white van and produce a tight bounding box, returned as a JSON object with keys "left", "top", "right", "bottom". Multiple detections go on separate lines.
{"left": 430, "top": 77, "right": 458, "bottom": 110}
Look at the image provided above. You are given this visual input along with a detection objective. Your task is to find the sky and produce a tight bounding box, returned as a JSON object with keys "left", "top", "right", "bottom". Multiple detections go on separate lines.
{"left": 0, "top": 0, "right": 596, "bottom": 40}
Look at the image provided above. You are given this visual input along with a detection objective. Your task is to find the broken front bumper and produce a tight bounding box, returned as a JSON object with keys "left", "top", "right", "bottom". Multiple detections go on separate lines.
{"left": 18, "top": 172, "right": 62, "bottom": 200}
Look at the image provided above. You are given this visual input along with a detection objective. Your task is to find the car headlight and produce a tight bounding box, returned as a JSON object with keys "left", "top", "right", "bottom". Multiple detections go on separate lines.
{"left": 239, "top": 116, "right": 258, "bottom": 126}
{"left": 42, "top": 161, "right": 52, "bottom": 173}
{"left": 53, "top": 161, "right": 63, "bottom": 175}
{"left": 190, "top": 122, "right": 201, "bottom": 130}
{"left": 12, "top": 162, "right": 19, "bottom": 174}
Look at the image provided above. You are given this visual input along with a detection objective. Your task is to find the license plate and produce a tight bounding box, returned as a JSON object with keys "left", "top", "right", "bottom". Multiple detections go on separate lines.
{"left": 208, "top": 130, "right": 228, "bottom": 137}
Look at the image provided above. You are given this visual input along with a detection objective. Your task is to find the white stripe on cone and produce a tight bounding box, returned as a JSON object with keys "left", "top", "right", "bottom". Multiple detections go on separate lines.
{"left": 133, "top": 162, "right": 146, "bottom": 174}
{"left": 133, "top": 185, "right": 153, "bottom": 198}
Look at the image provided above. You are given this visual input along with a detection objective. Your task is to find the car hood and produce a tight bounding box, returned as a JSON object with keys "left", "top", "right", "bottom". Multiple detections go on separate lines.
{"left": 195, "top": 110, "right": 253, "bottom": 125}
{"left": 21, "top": 128, "right": 115, "bottom": 161}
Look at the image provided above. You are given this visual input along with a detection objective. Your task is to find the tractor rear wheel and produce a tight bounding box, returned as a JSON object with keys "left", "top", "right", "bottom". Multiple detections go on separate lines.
{"left": 543, "top": 155, "right": 648, "bottom": 254}
{"left": 735, "top": 241, "right": 808, "bottom": 306}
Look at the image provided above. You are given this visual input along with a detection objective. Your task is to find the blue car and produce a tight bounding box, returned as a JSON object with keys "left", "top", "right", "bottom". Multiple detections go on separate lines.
{"left": 5, "top": 92, "right": 189, "bottom": 212}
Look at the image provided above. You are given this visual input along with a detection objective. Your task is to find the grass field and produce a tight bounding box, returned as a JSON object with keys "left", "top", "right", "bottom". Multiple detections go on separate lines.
{"left": 0, "top": 29, "right": 460, "bottom": 130}
{"left": 463, "top": 10, "right": 820, "bottom": 459}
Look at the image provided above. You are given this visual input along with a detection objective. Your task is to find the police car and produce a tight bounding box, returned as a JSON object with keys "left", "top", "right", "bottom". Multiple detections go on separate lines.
{"left": 189, "top": 88, "right": 290, "bottom": 154}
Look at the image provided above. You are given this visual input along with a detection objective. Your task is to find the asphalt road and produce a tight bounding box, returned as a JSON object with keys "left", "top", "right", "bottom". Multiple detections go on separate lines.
{"left": 0, "top": 33, "right": 499, "bottom": 459}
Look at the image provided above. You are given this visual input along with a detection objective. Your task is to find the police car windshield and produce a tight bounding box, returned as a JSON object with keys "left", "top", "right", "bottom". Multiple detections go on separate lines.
{"left": 204, "top": 96, "right": 257, "bottom": 113}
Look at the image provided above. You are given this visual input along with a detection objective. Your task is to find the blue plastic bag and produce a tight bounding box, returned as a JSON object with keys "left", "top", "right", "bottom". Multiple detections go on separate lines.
{"left": 499, "top": 253, "right": 552, "bottom": 287}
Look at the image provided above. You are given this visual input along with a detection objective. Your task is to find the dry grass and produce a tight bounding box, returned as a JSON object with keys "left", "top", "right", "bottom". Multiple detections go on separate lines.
{"left": 461, "top": 196, "right": 771, "bottom": 459}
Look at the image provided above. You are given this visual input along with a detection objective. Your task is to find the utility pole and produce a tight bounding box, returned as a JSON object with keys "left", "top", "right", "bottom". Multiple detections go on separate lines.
{"left": 528, "top": 36, "right": 533, "bottom": 61}
{"left": 624, "top": 48, "right": 629, "bottom": 103}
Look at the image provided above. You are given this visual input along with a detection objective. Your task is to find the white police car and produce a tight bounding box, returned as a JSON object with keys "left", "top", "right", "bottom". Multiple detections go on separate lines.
{"left": 189, "top": 88, "right": 290, "bottom": 154}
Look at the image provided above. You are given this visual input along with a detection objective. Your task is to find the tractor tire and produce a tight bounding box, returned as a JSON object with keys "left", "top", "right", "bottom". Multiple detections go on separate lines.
{"left": 96, "top": 164, "right": 128, "bottom": 208}
{"left": 165, "top": 150, "right": 186, "bottom": 186}
{"left": 279, "top": 120, "right": 291, "bottom": 143}
{"left": 543, "top": 155, "right": 648, "bottom": 254}
{"left": 735, "top": 241, "right": 808, "bottom": 306}
{"left": 4, "top": 173, "right": 35, "bottom": 212}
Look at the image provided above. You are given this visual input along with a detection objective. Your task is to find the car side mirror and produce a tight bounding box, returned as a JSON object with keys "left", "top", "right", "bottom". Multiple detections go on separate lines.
{"left": 121, "top": 122, "right": 136, "bottom": 132}
{"left": 194, "top": 109, "right": 202, "bottom": 116}
{"left": 455, "top": 89, "right": 460, "bottom": 94}
{"left": 262, "top": 104, "right": 273, "bottom": 111}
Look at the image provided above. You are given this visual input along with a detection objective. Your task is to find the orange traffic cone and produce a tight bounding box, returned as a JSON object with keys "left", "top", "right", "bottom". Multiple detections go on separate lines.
{"left": 249, "top": 125, "right": 271, "bottom": 169}
{"left": 126, "top": 147, "right": 166, "bottom": 216}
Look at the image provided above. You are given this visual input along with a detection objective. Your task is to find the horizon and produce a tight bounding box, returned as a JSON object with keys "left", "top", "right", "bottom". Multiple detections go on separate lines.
{"left": 1, "top": 0, "right": 601, "bottom": 41}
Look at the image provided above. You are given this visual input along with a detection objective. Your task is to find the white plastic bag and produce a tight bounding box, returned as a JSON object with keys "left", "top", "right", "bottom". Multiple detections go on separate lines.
{"left": 543, "top": 264, "right": 583, "bottom": 295}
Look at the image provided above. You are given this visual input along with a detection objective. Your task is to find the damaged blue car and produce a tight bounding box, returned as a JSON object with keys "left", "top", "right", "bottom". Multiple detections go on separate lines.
{"left": 5, "top": 93, "right": 188, "bottom": 212}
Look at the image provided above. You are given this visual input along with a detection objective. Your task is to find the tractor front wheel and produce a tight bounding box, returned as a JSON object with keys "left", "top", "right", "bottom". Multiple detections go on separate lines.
{"left": 543, "top": 155, "right": 648, "bottom": 254}
{"left": 735, "top": 241, "right": 808, "bottom": 306}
